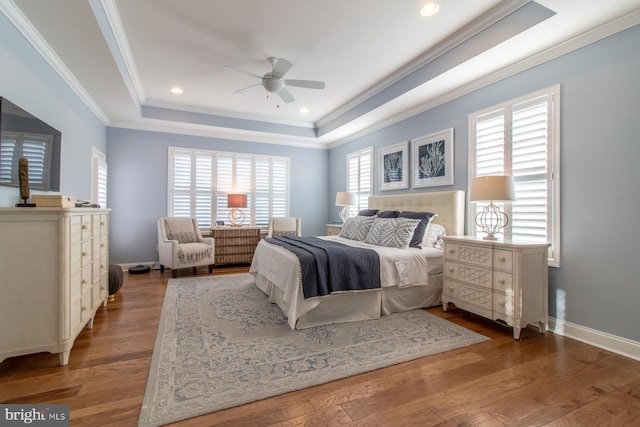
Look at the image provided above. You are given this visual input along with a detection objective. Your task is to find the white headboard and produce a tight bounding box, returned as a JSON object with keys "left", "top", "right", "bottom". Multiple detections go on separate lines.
{"left": 368, "top": 190, "right": 465, "bottom": 236}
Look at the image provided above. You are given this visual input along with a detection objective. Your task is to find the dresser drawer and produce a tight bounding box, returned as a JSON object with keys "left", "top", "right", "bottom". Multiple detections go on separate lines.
{"left": 493, "top": 271, "right": 514, "bottom": 294}
{"left": 457, "top": 283, "right": 492, "bottom": 311}
{"left": 458, "top": 244, "right": 492, "bottom": 268}
{"left": 444, "top": 261, "right": 457, "bottom": 279}
{"left": 443, "top": 279, "right": 457, "bottom": 298}
{"left": 493, "top": 249, "right": 513, "bottom": 271}
{"left": 458, "top": 264, "right": 492, "bottom": 289}
{"left": 493, "top": 293, "right": 514, "bottom": 317}
{"left": 444, "top": 243, "right": 458, "bottom": 260}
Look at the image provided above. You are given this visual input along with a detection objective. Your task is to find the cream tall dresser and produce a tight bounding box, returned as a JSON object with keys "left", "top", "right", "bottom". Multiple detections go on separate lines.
{"left": 0, "top": 207, "right": 110, "bottom": 365}
{"left": 442, "top": 236, "right": 550, "bottom": 340}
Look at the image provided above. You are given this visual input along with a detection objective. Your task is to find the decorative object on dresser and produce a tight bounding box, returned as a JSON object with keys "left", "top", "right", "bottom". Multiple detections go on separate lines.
{"left": 15, "top": 157, "right": 35, "bottom": 207}
{"left": 335, "top": 191, "right": 356, "bottom": 223}
{"left": 227, "top": 193, "right": 247, "bottom": 226}
{"left": 157, "top": 217, "right": 215, "bottom": 278}
{"left": 267, "top": 217, "right": 301, "bottom": 237}
{"left": 211, "top": 226, "right": 260, "bottom": 265}
{"left": 442, "top": 236, "right": 550, "bottom": 340}
{"left": 0, "top": 207, "right": 110, "bottom": 365}
{"left": 469, "top": 175, "right": 516, "bottom": 240}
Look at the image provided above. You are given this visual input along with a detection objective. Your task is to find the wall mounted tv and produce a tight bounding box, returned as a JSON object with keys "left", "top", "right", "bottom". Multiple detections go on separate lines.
{"left": 0, "top": 97, "right": 61, "bottom": 192}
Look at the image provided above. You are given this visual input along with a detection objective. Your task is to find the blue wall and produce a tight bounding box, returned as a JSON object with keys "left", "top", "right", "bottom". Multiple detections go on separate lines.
{"left": 106, "top": 128, "right": 328, "bottom": 263}
{"left": 0, "top": 14, "right": 106, "bottom": 207}
{"left": 329, "top": 24, "right": 640, "bottom": 342}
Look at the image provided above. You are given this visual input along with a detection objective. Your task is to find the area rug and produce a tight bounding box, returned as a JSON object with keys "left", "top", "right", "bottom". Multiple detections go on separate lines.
{"left": 139, "top": 273, "right": 488, "bottom": 426}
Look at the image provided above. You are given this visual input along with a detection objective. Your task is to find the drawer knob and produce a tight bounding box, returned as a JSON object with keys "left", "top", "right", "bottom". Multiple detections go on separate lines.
{"left": 449, "top": 286, "right": 454, "bottom": 291}
{"left": 82, "top": 279, "right": 87, "bottom": 285}
{"left": 498, "top": 278, "right": 506, "bottom": 284}
{"left": 82, "top": 251, "right": 88, "bottom": 257}
{"left": 82, "top": 224, "right": 87, "bottom": 230}
{"left": 448, "top": 267, "right": 454, "bottom": 272}
{"left": 448, "top": 249, "right": 455, "bottom": 254}
{"left": 499, "top": 300, "right": 506, "bottom": 307}
{"left": 498, "top": 256, "right": 506, "bottom": 262}
{"left": 81, "top": 306, "right": 87, "bottom": 312}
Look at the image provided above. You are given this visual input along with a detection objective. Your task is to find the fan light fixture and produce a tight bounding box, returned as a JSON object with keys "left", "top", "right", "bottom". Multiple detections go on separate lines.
{"left": 470, "top": 176, "right": 516, "bottom": 240}
{"left": 420, "top": 2, "right": 440, "bottom": 17}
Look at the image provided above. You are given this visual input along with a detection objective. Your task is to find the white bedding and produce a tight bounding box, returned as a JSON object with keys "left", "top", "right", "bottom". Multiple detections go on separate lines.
{"left": 249, "top": 235, "right": 444, "bottom": 329}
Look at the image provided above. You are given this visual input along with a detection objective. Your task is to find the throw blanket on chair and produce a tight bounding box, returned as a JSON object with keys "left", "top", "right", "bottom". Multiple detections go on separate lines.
{"left": 265, "top": 236, "right": 381, "bottom": 299}
{"left": 177, "top": 242, "right": 212, "bottom": 263}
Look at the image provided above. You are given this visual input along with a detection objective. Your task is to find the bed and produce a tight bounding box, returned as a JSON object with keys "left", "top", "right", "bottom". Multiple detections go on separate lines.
{"left": 250, "top": 190, "right": 465, "bottom": 329}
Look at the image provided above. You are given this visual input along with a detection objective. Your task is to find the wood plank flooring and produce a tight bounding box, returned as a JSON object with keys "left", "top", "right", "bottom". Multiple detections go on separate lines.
{"left": 1, "top": 266, "right": 639, "bottom": 426}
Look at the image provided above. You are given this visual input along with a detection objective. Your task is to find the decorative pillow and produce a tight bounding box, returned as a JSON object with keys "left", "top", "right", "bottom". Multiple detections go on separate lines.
{"left": 423, "top": 223, "right": 447, "bottom": 248}
{"left": 358, "top": 209, "right": 379, "bottom": 217}
{"left": 164, "top": 218, "right": 198, "bottom": 243}
{"left": 364, "top": 217, "right": 422, "bottom": 249}
{"left": 339, "top": 215, "right": 376, "bottom": 241}
{"left": 399, "top": 211, "right": 436, "bottom": 248}
{"left": 376, "top": 210, "right": 400, "bottom": 218}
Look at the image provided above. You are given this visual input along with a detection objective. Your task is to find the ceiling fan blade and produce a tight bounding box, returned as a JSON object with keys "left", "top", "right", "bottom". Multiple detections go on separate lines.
{"left": 285, "top": 79, "right": 326, "bottom": 90}
{"left": 222, "top": 65, "right": 262, "bottom": 80}
{"left": 278, "top": 87, "right": 295, "bottom": 103}
{"left": 234, "top": 83, "right": 262, "bottom": 94}
{"left": 271, "top": 57, "right": 292, "bottom": 78}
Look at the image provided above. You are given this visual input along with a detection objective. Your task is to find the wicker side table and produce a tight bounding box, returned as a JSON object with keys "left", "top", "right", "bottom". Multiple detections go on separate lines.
{"left": 211, "top": 226, "right": 261, "bottom": 265}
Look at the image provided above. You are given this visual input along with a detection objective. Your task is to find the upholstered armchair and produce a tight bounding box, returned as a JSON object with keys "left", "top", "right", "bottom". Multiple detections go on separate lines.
{"left": 267, "top": 217, "right": 302, "bottom": 238}
{"left": 157, "top": 217, "right": 215, "bottom": 278}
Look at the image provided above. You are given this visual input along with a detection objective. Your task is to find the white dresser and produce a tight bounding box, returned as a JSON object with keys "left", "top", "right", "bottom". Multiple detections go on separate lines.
{"left": 0, "top": 207, "right": 110, "bottom": 365}
{"left": 442, "top": 236, "right": 550, "bottom": 340}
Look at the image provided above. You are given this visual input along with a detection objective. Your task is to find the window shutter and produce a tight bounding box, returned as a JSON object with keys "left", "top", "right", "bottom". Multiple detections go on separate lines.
{"left": 171, "top": 150, "right": 193, "bottom": 218}
{"left": 347, "top": 148, "right": 372, "bottom": 214}
{"left": 0, "top": 137, "right": 16, "bottom": 184}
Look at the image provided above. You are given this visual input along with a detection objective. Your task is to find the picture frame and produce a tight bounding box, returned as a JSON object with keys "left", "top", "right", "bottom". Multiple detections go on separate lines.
{"left": 411, "top": 128, "right": 454, "bottom": 188}
{"left": 379, "top": 141, "right": 409, "bottom": 191}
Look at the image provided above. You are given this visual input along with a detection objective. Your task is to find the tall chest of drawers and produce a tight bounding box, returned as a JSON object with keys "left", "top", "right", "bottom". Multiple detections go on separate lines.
{"left": 0, "top": 208, "right": 109, "bottom": 365}
{"left": 442, "top": 236, "right": 550, "bottom": 340}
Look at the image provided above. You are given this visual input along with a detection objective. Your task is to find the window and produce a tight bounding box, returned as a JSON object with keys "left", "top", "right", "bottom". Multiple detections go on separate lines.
{"left": 469, "top": 85, "right": 560, "bottom": 266}
{"left": 346, "top": 147, "right": 373, "bottom": 216}
{"left": 168, "top": 147, "right": 289, "bottom": 229}
{"left": 91, "top": 147, "right": 107, "bottom": 208}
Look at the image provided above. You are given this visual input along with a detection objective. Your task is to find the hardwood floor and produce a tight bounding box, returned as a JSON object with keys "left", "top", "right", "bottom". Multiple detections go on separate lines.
{"left": 1, "top": 267, "right": 639, "bottom": 426}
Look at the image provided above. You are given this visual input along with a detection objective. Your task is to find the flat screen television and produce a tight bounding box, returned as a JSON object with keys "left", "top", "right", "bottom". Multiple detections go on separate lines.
{"left": 0, "top": 97, "right": 61, "bottom": 192}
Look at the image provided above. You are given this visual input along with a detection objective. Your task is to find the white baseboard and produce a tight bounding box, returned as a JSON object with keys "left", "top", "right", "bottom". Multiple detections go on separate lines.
{"left": 549, "top": 317, "right": 640, "bottom": 361}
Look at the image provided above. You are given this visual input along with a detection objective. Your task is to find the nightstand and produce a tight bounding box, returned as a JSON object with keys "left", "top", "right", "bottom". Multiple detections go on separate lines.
{"left": 442, "top": 236, "right": 550, "bottom": 340}
{"left": 326, "top": 224, "right": 343, "bottom": 236}
{"left": 211, "top": 226, "right": 261, "bottom": 265}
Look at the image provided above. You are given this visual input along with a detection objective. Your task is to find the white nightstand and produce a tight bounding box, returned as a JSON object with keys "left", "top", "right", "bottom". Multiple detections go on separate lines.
{"left": 326, "top": 224, "right": 343, "bottom": 236}
{"left": 442, "top": 236, "right": 550, "bottom": 340}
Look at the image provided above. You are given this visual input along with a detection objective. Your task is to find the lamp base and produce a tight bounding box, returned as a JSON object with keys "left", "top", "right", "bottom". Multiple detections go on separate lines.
{"left": 338, "top": 206, "right": 351, "bottom": 224}
{"left": 475, "top": 202, "right": 509, "bottom": 241}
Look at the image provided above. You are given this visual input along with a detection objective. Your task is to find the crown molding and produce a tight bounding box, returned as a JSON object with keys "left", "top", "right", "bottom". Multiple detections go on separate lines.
{"left": 0, "top": 0, "right": 110, "bottom": 124}
{"left": 329, "top": 7, "right": 640, "bottom": 149}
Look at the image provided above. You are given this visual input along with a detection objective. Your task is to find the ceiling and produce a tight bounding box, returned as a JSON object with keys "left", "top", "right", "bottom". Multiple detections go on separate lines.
{"left": 4, "top": 0, "right": 640, "bottom": 148}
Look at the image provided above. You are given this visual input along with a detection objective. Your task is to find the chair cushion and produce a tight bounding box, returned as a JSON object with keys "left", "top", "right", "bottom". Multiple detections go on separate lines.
{"left": 165, "top": 217, "right": 198, "bottom": 243}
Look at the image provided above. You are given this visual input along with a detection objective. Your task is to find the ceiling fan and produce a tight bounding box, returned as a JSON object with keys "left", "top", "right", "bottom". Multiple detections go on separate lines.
{"left": 222, "top": 57, "right": 325, "bottom": 104}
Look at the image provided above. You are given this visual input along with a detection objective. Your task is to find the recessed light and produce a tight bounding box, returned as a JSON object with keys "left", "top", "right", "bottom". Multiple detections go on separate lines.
{"left": 170, "top": 86, "right": 184, "bottom": 95}
{"left": 419, "top": 2, "right": 439, "bottom": 17}
{"left": 300, "top": 107, "right": 309, "bottom": 114}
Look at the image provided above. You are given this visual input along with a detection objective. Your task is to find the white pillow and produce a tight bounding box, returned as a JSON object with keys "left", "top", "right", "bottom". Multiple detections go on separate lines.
{"left": 364, "top": 217, "right": 422, "bottom": 249}
{"left": 422, "top": 223, "right": 447, "bottom": 248}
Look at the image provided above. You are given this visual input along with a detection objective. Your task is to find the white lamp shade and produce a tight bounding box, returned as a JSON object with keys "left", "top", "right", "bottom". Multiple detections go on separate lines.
{"left": 469, "top": 176, "right": 516, "bottom": 202}
{"left": 335, "top": 191, "right": 356, "bottom": 206}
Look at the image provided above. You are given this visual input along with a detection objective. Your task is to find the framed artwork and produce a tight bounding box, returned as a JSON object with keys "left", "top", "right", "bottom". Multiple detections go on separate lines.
{"left": 379, "top": 142, "right": 408, "bottom": 191}
{"left": 412, "top": 128, "right": 454, "bottom": 188}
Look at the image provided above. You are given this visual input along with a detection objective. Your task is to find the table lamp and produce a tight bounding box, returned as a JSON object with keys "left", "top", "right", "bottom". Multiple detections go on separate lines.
{"left": 227, "top": 194, "right": 247, "bottom": 227}
{"left": 469, "top": 175, "right": 515, "bottom": 240}
{"left": 335, "top": 191, "right": 356, "bottom": 223}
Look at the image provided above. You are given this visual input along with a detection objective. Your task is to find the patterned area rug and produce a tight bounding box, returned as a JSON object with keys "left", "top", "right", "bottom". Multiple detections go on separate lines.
{"left": 138, "top": 273, "right": 488, "bottom": 426}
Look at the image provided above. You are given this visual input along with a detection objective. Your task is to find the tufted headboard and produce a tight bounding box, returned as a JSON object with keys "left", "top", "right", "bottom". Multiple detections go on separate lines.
{"left": 368, "top": 190, "right": 465, "bottom": 237}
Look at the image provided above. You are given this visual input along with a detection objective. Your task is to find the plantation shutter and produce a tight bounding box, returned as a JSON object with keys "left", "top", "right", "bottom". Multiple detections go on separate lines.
{"left": 470, "top": 87, "right": 558, "bottom": 265}
{"left": 347, "top": 147, "right": 372, "bottom": 215}
{"left": 169, "top": 147, "right": 290, "bottom": 229}
{"left": 0, "top": 137, "right": 16, "bottom": 184}
{"left": 0, "top": 132, "right": 51, "bottom": 188}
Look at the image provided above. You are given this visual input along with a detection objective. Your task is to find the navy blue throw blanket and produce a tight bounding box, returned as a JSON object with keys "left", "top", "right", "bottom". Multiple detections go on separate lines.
{"left": 265, "top": 236, "right": 381, "bottom": 299}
